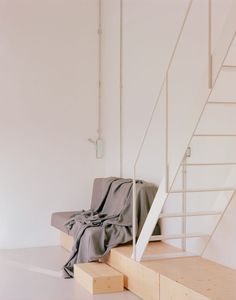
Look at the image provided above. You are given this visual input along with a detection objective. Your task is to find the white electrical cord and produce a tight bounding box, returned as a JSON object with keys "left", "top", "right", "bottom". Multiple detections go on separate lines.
{"left": 98, "top": 0, "right": 102, "bottom": 140}
{"left": 88, "top": 0, "right": 103, "bottom": 159}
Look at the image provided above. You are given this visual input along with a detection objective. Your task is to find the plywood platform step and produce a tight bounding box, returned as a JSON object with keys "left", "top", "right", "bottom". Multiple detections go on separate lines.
{"left": 60, "top": 231, "right": 74, "bottom": 252}
{"left": 74, "top": 262, "right": 124, "bottom": 294}
{"left": 106, "top": 242, "right": 236, "bottom": 300}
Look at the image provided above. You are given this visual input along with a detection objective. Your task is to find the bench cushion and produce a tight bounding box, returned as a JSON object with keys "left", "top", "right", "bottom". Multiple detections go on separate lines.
{"left": 51, "top": 178, "right": 106, "bottom": 234}
{"left": 51, "top": 211, "right": 78, "bottom": 234}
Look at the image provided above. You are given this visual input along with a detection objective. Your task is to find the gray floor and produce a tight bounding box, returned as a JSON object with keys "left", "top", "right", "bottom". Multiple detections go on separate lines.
{"left": 0, "top": 246, "right": 140, "bottom": 300}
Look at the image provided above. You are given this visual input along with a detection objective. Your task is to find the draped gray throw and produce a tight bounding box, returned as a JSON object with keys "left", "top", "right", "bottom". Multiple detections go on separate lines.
{"left": 63, "top": 177, "right": 160, "bottom": 278}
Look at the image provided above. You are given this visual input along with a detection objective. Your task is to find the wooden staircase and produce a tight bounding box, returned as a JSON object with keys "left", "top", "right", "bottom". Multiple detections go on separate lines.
{"left": 132, "top": 0, "right": 236, "bottom": 262}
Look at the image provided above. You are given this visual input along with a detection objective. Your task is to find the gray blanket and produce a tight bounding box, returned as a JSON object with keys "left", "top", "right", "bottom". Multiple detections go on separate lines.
{"left": 63, "top": 177, "right": 159, "bottom": 278}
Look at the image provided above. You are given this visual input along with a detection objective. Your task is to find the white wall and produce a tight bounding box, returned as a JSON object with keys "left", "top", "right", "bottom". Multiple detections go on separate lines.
{"left": 102, "top": 0, "right": 236, "bottom": 270}
{"left": 0, "top": 0, "right": 105, "bottom": 249}
{"left": 101, "top": 0, "right": 121, "bottom": 177}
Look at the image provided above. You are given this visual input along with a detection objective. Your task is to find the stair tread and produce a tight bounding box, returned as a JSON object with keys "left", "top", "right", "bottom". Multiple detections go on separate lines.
{"left": 150, "top": 233, "right": 209, "bottom": 241}
{"left": 159, "top": 211, "right": 222, "bottom": 218}
{"left": 194, "top": 134, "right": 236, "bottom": 137}
{"left": 169, "top": 187, "right": 236, "bottom": 193}
{"left": 183, "top": 162, "right": 236, "bottom": 166}
{"left": 221, "top": 64, "right": 236, "bottom": 71}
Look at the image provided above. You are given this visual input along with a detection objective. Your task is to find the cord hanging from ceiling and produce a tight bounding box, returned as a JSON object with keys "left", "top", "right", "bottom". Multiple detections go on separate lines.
{"left": 88, "top": 0, "right": 103, "bottom": 159}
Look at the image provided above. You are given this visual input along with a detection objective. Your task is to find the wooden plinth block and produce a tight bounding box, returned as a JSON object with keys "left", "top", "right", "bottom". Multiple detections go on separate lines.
{"left": 74, "top": 262, "right": 124, "bottom": 294}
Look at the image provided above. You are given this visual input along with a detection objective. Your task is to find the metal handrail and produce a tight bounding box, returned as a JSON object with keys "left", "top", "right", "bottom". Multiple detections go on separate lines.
{"left": 132, "top": 0, "right": 193, "bottom": 260}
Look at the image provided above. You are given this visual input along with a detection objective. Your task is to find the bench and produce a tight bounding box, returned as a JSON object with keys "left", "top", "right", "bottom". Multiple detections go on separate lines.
{"left": 51, "top": 178, "right": 159, "bottom": 253}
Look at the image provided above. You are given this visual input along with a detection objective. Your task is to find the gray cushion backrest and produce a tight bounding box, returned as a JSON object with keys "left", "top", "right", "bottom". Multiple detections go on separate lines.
{"left": 90, "top": 178, "right": 107, "bottom": 210}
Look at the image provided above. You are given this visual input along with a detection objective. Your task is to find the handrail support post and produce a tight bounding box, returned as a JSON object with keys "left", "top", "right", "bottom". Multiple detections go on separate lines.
{"left": 165, "top": 72, "right": 169, "bottom": 193}
{"left": 132, "top": 169, "right": 137, "bottom": 261}
{"left": 208, "top": 0, "right": 213, "bottom": 89}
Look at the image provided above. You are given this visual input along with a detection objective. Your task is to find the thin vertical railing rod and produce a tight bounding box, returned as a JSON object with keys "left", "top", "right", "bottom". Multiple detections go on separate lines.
{"left": 182, "top": 152, "right": 187, "bottom": 251}
{"left": 120, "top": 0, "right": 123, "bottom": 177}
{"left": 208, "top": 0, "right": 212, "bottom": 89}
{"left": 165, "top": 73, "right": 169, "bottom": 193}
{"left": 132, "top": 0, "right": 193, "bottom": 260}
{"left": 132, "top": 171, "right": 137, "bottom": 260}
{"left": 98, "top": 0, "right": 102, "bottom": 139}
